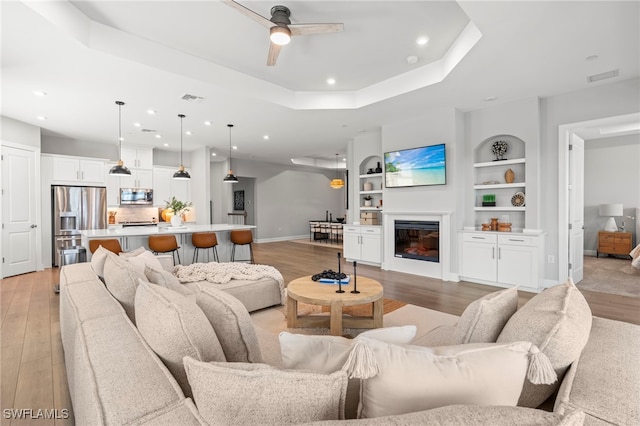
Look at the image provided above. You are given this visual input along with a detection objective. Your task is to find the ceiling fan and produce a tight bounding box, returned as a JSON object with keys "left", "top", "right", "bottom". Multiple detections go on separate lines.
{"left": 223, "top": 1, "right": 344, "bottom": 66}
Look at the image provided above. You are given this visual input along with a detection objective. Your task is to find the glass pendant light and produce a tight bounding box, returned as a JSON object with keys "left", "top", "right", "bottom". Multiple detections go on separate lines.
{"left": 173, "top": 114, "right": 191, "bottom": 180}
{"left": 109, "top": 101, "right": 132, "bottom": 176}
{"left": 330, "top": 153, "right": 344, "bottom": 189}
{"left": 223, "top": 124, "right": 239, "bottom": 183}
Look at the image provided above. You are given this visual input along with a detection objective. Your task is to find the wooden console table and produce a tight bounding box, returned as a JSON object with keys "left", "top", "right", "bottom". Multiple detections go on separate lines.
{"left": 597, "top": 231, "right": 632, "bottom": 258}
{"left": 287, "top": 275, "right": 383, "bottom": 336}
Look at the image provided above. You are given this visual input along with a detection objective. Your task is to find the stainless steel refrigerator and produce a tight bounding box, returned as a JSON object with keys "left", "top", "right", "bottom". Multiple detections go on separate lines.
{"left": 51, "top": 185, "right": 107, "bottom": 267}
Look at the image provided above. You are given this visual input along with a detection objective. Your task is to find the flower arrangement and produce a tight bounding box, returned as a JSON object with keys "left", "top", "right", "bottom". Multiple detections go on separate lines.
{"left": 491, "top": 140, "right": 508, "bottom": 161}
{"left": 165, "top": 196, "right": 192, "bottom": 216}
{"left": 363, "top": 195, "right": 373, "bottom": 201}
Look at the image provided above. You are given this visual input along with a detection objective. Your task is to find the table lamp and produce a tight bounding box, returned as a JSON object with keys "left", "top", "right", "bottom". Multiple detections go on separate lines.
{"left": 599, "top": 203, "right": 623, "bottom": 232}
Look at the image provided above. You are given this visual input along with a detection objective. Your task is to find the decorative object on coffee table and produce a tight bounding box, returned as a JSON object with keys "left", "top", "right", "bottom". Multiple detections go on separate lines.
{"left": 336, "top": 252, "right": 345, "bottom": 293}
{"left": 492, "top": 140, "right": 508, "bottom": 161}
{"left": 351, "top": 261, "right": 359, "bottom": 294}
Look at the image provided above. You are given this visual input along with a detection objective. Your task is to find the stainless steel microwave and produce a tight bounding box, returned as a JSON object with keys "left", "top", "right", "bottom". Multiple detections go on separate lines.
{"left": 120, "top": 188, "right": 153, "bottom": 205}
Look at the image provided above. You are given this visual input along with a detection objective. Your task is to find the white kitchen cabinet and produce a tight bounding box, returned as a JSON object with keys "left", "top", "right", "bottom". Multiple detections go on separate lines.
{"left": 152, "top": 166, "right": 191, "bottom": 207}
{"left": 460, "top": 231, "right": 544, "bottom": 292}
{"left": 343, "top": 225, "right": 382, "bottom": 265}
{"left": 51, "top": 155, "right": 105, "bottom": 184}
{"left": 121, "top": 147, "right": 153, "bottom": 170}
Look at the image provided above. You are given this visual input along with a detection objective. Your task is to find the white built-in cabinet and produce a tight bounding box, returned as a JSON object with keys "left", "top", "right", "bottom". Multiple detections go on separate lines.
{"left": 121, "top": 147, "right": 153, "bottom": 170}
{"left": 50, "top": 155, "right": 106, "bottom": 184}
{"left": 152, "top": 166, "right": 191, "bottom": 207}
{"left": 460, "top": 226, "right": 544, "bottom": 291}
{"left": 343, "top": 225, "right": 382, "bottom": 265}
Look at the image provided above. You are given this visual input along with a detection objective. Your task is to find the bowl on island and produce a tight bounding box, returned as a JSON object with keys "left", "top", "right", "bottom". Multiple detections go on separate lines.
{"left": 336, "top": 217, "right": 345, "bottom": 223}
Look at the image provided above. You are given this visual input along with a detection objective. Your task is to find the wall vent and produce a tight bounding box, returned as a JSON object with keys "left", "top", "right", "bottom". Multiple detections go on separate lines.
{"left": 586, "top": 69, "right": 619, "bottom": 83}
{"left": 140, "top": 128, "right": 156, "bottom": 133}
{"left": 181, "top": 94, "right": 205, "bottom": 103}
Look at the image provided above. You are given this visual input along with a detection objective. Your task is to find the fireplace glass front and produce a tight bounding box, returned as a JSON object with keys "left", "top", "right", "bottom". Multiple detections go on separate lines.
{"left": 394, "top": 220, "right": 439, "bottom": 262}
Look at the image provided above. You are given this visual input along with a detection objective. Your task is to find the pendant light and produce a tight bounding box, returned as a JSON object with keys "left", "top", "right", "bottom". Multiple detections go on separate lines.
{"left": 109, "top": 101, "right": 132, "bottom": 176}
{"left": 173, "top": 114, "right": 191, "bottom": 180}
{"left": 223, "top": 124, "right": 238, "bottom": 183}
{"left": 330, "top": 153, "right": 344, "bottom": 189}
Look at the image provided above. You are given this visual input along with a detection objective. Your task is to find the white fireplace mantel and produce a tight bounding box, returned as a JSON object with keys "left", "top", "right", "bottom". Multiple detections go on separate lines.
{"left": 382, "top": 211, "right": 454, "bottom": 281}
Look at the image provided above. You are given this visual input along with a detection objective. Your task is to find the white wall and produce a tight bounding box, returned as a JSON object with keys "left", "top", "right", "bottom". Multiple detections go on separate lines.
{"left": 1, "top": 116, "right": 41, "bottom": 147}
{"left": 42, "top": 135, "right": 114, "bottom": 159}
{"left": 540, "top": 77, "right": 640, "bottom": 280}
{"left": 210, "top": 158, "right": 344, "bottom": 241}
{"left": 584, "top": 133, "right": 640, "bottom": 251}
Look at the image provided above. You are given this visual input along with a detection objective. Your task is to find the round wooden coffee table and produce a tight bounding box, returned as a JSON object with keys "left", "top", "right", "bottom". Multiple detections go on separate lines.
{"left": 286, "top": 275, "right": 383, "bottom": 336}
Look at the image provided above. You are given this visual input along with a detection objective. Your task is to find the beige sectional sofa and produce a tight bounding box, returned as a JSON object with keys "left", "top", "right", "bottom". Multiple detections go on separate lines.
{"left": 59, "top": 253, "right": 640, "bottom": 425}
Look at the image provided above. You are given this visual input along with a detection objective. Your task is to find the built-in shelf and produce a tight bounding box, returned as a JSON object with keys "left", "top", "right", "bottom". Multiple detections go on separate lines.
{"left": 474, "top": 207, "right": 526, "bottom": 212}
{"left": 473, "top": 158, "right": 526, "bottom": 168}
{"left": 360, "top": 207, "right": 383, "bottom": 211}
{"left": 360, "top": 190, "right": 383, "bottom": 195}
{"left": 359, "top": 172, "right": 383, "bottom": 179}
{"left": 473, "top": 183, "right": 526, "bottom": 190}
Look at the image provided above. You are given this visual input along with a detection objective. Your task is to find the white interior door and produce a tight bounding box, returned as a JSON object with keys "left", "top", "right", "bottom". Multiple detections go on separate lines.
{"left": 568, "top": 134, "right": 585, "bottom": 283}
{"left": 2, "top": 145, "right": 38, "bottom": 277}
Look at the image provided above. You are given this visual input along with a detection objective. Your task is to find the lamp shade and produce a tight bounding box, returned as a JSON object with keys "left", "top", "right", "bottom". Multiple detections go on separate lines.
{"left": 270, "top": 26, "right": 291, "bottom": 45}
{"left": 599, "top": 203, "right": 623, "bottom": 232}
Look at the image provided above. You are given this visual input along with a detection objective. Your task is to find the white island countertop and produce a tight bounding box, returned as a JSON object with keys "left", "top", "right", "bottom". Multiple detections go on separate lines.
{"left": 81, "top": 223, "right": 255, "bottom": 238}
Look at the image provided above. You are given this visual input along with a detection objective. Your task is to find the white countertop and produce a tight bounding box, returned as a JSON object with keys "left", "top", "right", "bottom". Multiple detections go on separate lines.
{"left": 81, "top": 223, "right": 255, "bottom": 238}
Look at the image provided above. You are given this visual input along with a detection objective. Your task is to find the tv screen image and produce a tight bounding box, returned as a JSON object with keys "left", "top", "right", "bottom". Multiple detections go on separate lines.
{"left": 384, "top": 143, "right": 446, "bottom": 188}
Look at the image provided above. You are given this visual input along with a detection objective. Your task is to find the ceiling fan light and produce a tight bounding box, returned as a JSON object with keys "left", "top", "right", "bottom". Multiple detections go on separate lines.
{"left": 270, "top": 26, "right": 291, "bottom": 45}
{"left": 173, "top": 165, "right": 191, "bottom": 180}
{"left": 330, "top": 178, "right": 344, "bottom": 189}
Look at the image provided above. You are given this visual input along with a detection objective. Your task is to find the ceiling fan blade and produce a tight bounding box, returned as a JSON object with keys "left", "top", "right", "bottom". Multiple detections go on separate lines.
{"left": 267, "top": 42, "right": 282, "bottom": 66}
{"left": 222, "top": 0, "right": 273, "bottom": 28}
{"left": 289, "top": 23, "right": 344, "bottom": 36}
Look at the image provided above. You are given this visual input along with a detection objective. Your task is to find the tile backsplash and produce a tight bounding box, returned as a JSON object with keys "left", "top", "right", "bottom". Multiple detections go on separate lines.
{"left": 109, "top": 207, "right": 160, "bottom": 224}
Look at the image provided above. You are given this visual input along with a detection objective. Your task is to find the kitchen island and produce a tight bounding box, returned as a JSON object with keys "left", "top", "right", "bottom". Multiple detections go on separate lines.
{"left": 81, "top": 223, "right": 255, "bottom": 264}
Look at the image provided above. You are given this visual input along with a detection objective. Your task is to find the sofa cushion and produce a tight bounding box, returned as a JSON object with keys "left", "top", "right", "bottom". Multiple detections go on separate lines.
{"left": 454, "top": 286, "right": 518, "bottom": 344}
{"left": 279, "top": 326, "right": 417, "bottom": 419}
{"left": 190, "top": 282, "right": 262, "bottom": 363}
{"left": 309, "top": 405, "right": 586, "bottom": 426}
{"left": 411, "top": 324, "right": 457, "bottom": 347}
{"left": 90, "top": 246, "right": 110, "bottom": 279}
{"left": 184, "top": 357, "right": 347, "bottom": 424}
{"left": 497, "top": 278, "right": 592, "bottom": 408}
{"left": 127, "top": 398, "right": 206, "bottom": 426}
{"left": 103, "top": 251, "right": 149, "bottom": 323}
{"left": 345, "top": 338, "right": 543, "bottom": 419}
{"left": 135, "top": 280, "right": 226, "bottom": 398}
{"left": 554, "top": 317, "right": 640, "bottom": 425}
{"left": 144, "top": 265, "right": 195, "bottom": 300}
{"left": 121, "top": 248, "right": 164, "bottom": 272}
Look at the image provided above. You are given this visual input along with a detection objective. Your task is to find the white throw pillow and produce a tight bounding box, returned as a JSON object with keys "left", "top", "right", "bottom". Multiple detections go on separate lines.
{"left": 90, "top": 245, "right": 110, "bottom": 278}
{"left": 120, "top": 249, "right": 164, "bottom": 272}
{"left": 103, "top": 251, "right": 149, "bottom": 323}
{"left": 453, "top": 286, "right": 519, "bottom": 344}
{"left": 184, "top": 357, "right": 348, "bottom": 424}
{"left": 344, "top": 338, "right": 555, "bottom": 419}
{"left": 144, "top": 265, "right": 195, "bottom": 301}
{"left": 279, "top": 326, "right": 416, "bottom": 420}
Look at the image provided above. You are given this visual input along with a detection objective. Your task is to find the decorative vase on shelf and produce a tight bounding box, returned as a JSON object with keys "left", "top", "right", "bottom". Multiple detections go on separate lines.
{"left": 364, "top": 199, "right": 373, "bottom": 207}
{"left": 363, "top": 182, "right": 373, "bottom": 191}
{"left": 170, "top": 215, "right": 183, "bottom": 227}
{"left": 505, "top": 168, "right": 515, "bottom": 183}
{"left": 375, "top": 162, "right": 382, "bottom": 173}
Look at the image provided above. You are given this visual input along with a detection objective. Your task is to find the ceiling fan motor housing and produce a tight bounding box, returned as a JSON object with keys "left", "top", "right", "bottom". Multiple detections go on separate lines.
{"left": 270, "top": 5, "right": 291, "bottom": 26}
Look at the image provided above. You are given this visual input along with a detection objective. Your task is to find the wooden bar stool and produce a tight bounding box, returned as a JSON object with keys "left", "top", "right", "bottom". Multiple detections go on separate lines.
{"left": 192, "top": 232, "right": 219, "bottom": 264}
{"left": 88, "top": 239, "right": 122, "bottom": 254}
{"left": 148, "top": 235, "right": 181, "bottom": 265}
{"left": 230, "top": 230, "right": 254, "bottom": 263}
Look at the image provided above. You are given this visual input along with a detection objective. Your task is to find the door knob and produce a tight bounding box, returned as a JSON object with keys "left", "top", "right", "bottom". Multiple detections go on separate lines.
{"left": 30, "top": 224, "right": 37, "bottom": 228}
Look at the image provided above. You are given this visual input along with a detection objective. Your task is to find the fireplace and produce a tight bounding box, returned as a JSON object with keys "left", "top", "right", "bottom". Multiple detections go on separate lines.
{"left": 394, "top": 220, "right": 440, "bottom": 262}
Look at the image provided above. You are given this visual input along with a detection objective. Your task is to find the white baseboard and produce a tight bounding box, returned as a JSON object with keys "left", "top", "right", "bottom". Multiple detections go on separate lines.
{"left": 255, "top": 235, "right": 307, "bottom": 244}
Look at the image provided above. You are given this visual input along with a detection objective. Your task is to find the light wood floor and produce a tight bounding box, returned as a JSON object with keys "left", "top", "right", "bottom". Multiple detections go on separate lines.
{"left": 1, "top": 241, "right": 638, "bottom": 425}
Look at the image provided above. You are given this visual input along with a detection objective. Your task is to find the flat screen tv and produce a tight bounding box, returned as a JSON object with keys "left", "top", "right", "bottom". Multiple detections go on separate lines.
{"left": 384, "top": 143, "right": 446, "bottom": 188}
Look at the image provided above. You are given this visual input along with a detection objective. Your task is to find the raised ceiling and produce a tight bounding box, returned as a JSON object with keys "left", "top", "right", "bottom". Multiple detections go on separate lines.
{"left": 2, "top": 1, "right": 638, "bottom": 165}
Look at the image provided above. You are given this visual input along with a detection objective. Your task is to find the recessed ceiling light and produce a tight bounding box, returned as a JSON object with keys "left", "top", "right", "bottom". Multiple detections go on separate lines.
{"left": 416, "top": 36, "right": 429, "bottom": 46}
{"left": 586, "top": 55, "right": 599, "bottom": 61}
{"left": 33, "top": 90, "right": 47, "bottom": 96}
{"left": 204, "top": 121, "right": 212, "bottom": 126}
{"left": 147, "top": 109, "right": 157, "bottom": 115}
{"left": 155, "top": 134, "right": 162, "bottom": 139}
{"left": 406, "top": 56, "right": 418, "bottom": 65}
{"left": 211, "top": 152, "right": 217, "bottom": 156}
{"left": 327, "top": 78, "right": 336, "bottom": 85}
{"left": 133, "top": 122, "right": 141, "bottom": 127}
{"left": 263, "top": 135, "right": 269, "bottom": 140}
{"left": 483, "top": 96, "right": 497, "bottom": 102}
{"left": 163, "top": 143, "right": 169, "bottom": 147}
{"left": 232, "top": 146, "right": 238, "bottom": 150}
{"left": 186, "top": 131, "right": 192, "bottom": 136}
{"left": 37, "top": 115, "right": 47, "bottom": 120}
